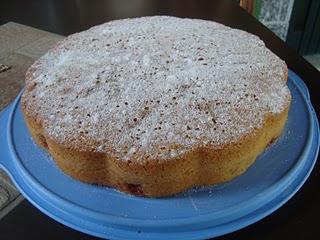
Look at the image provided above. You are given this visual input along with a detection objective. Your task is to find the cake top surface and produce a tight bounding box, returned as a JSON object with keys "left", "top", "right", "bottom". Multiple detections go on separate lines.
{"left": 23, "top": 16, "right": 290, "bottom": 162}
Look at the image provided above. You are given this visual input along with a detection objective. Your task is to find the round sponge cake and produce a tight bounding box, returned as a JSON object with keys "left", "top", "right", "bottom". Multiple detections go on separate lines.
{"left": 21, "top": 16, "right": 291, "bottom": 197}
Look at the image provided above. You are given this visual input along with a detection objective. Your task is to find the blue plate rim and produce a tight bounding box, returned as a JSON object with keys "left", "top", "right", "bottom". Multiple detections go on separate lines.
{"left": 0, "top": 69, "right": 319, "bottom": 237}
{"left": 1, "top": 127, "right": 318, "bottom": 240}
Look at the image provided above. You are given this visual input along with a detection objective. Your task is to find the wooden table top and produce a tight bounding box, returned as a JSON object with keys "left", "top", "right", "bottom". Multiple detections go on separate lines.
{"left": 0, "top": 21, "right": 63, "bottom": 218}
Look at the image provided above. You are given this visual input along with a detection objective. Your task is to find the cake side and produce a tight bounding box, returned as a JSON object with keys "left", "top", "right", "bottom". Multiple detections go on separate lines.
{"left": 22, "top": 97, "right": 290, "bottom": 197}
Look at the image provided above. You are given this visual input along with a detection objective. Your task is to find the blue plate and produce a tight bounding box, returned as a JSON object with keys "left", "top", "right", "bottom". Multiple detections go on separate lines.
{"left": 0, "top": 70, "right": 319, "bottom": 240}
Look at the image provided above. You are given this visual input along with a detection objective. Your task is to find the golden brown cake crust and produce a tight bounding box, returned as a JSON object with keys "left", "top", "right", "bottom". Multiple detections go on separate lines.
{"left": 21, "top": 16, "right": 291, "bottom": 197}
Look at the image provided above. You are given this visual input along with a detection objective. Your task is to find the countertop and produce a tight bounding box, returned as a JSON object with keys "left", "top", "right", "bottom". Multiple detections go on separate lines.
{"left": 0, "top": 22, "right": 63, "bottom": 217}
{"left": 0, "top": 0, "right": 320, "bottom": 239}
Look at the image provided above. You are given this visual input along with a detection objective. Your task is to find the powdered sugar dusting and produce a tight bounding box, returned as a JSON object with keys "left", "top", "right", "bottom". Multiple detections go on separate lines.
{"left": 22, "top": 16, "right": 290, "bottom": 161}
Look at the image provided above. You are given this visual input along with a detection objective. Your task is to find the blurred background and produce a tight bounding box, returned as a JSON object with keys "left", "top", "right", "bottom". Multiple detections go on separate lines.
{"left": 0, "top": 0, "right": 319, "bottom": 71}
{"left": 240, "top": 0, "right": 320, "bottom": 70}
{"left": 0, "top": 0, "right": 319, "bottom": 70}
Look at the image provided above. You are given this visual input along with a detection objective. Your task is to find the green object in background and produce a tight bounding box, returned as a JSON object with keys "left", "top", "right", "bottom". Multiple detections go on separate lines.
{"left": 253, "top": 0, "right": 262, "bottom": 19}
